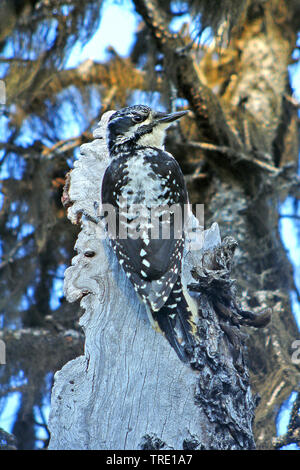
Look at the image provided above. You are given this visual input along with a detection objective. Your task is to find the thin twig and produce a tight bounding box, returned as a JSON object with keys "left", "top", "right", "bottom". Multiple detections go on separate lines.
{"left": 279, "top": 214, "right": 300, "bottom": 221}
{"left": 284, "top": 93, "right": 300, "bottom": 109}
{"left": 42, "top": 86, "right": 118, "bottom": 159}
{"left": 0, "top": 234, "right": 34, "bottom": 270}
{"left": 187, "top": 141, "right": 280, "bottom": 174}
{"left": 41, "top": 136, "right": 85, "bottom": 158}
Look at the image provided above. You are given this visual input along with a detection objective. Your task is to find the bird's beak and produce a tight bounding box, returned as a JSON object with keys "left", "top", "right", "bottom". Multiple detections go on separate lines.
{"left": 154, "top": 110, "right": 188, "bottom": 124}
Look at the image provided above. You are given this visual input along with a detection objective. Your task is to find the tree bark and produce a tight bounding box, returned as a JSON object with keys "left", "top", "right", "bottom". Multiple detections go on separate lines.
{"left": 48, "top": 112, "right": 262, "bottom": 450}
{"left": 132, "top": 0, "right": 300, "bottom": 449}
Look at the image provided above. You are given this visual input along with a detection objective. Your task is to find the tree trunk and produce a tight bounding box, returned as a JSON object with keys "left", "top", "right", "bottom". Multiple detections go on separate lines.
{"left": 131, "top": 0, "right": 300, "bottom": 449}
{"left": 48, "top": 112, "right": 265, "bottom": 450}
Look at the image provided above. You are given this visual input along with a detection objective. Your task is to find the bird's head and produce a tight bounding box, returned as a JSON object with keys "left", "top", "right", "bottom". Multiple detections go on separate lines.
{"left": 107, "top": 105, "right": 188, "bottom": 156}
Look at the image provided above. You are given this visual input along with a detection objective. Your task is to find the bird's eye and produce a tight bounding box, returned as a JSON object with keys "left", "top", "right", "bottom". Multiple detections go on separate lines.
{"left": 132, "top": 115, "right": 144, "bottom": 123}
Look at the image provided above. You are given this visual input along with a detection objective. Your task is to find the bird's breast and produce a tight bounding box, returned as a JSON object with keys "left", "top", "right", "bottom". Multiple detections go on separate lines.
{"left": 120, "top": 152, "right": 167, "bottom": 207}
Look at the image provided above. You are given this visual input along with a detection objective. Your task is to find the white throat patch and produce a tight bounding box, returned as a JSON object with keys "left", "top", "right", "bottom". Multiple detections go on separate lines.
{"left": 137, "top": 123, "right": 169, "bottom": 150}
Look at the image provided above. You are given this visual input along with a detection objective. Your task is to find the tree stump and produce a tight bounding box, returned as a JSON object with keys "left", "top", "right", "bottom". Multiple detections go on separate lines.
{"left": 48, "top": 111, "right": 260, "bottom": 450}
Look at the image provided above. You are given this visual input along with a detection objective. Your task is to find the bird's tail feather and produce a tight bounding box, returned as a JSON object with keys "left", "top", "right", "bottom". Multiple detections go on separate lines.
{"left": 152, "top": 280, "right": 197, "bottom": 362}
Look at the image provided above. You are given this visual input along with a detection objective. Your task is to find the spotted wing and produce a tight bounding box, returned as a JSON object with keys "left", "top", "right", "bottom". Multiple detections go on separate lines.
{"left": 101, "top": 151, "right": 188, "bottom": 311}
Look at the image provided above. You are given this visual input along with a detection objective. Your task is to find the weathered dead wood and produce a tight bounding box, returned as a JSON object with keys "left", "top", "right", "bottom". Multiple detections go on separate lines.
{"left": 48, "top": 112, "right": 261, "bottom": 450}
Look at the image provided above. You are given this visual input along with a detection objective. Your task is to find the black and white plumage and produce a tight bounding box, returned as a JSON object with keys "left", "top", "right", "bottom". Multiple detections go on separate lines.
{"left": 101, "top": 105, "right": 197, "bottom": 362}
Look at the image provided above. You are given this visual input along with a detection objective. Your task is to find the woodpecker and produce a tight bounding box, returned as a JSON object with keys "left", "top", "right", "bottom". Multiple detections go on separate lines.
{"left": 101, "top": 105, "right": 198, "bottom": 362}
